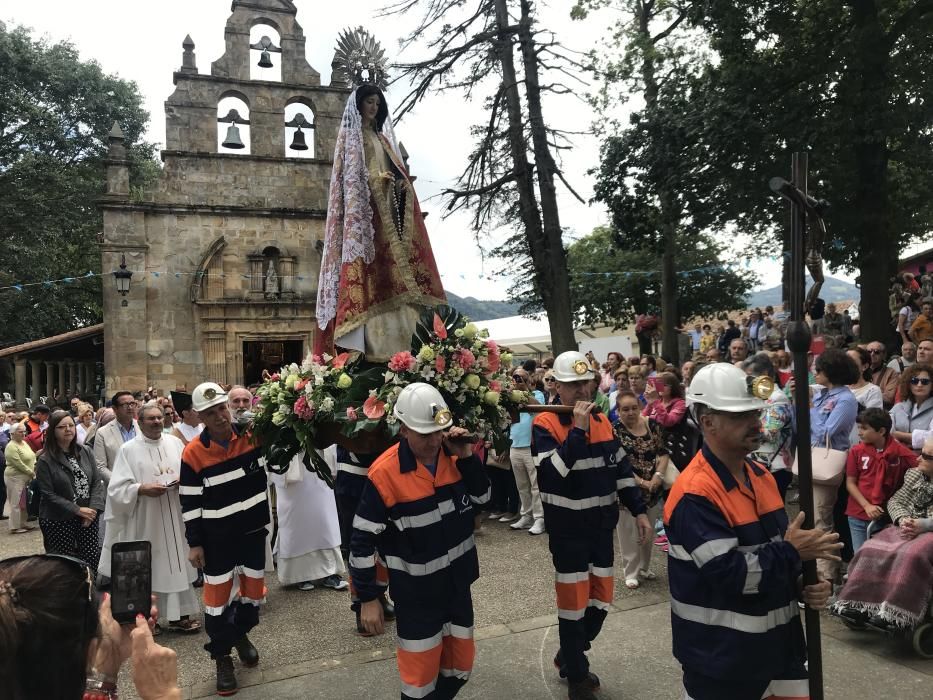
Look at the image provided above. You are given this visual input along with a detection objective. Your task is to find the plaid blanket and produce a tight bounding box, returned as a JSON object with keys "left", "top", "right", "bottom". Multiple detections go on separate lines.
{"left": 832, "top": 527, "right": 933, "bottom": 627}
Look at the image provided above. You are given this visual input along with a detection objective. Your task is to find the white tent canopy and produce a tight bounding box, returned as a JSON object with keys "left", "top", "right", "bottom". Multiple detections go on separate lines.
{"left": 476, "top": 313, "right": 634, "bottom": 361}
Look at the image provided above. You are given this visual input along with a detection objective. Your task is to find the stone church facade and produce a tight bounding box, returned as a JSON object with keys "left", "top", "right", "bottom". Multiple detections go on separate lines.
{"left": 99, "top": 0, "right": 348, "bottom": 393}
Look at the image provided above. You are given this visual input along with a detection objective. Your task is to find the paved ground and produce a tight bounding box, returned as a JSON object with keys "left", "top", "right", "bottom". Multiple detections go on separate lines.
{"left": 3, "top": 505, "right": 931, "bottom": 699}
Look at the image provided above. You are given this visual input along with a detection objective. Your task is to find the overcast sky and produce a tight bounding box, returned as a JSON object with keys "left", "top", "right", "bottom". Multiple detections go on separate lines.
{"left": 7, "top": 0, "right": 866, "bottom": 301}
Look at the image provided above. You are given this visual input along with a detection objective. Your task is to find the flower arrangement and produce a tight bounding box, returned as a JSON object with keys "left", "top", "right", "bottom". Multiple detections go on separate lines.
{"left": 252, "top": 306, "right": 528, "bottom": 483}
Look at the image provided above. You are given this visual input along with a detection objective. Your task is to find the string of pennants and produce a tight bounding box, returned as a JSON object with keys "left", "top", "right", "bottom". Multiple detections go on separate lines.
{"left": 0, "top": 240, "right": 847, "bottom": 294}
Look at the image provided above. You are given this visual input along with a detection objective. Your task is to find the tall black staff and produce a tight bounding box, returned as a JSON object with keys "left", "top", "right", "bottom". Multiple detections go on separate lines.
{"left": 769, "top": 152, "right": 829, "bottom": 700}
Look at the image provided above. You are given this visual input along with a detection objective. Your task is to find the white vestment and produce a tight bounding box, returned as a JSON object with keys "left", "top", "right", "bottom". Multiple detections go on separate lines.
{"left": 269, "top": 452, "right": 345, "bottom": 586}
{"left": 100, "top": 433, "right": 199, "bottom": 622}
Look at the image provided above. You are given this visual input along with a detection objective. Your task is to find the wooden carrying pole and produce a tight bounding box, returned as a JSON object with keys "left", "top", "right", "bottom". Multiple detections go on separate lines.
{"left": 770, "top": 152, "right": 824, "bottom": 700}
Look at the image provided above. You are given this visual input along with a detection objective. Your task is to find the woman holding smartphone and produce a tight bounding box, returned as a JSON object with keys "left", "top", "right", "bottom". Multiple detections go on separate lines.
{"left": 35, "top": 410, "right": 106, "bottom": 572}
{"left": 642, "top": 372, "right": 687, "bottom": 429}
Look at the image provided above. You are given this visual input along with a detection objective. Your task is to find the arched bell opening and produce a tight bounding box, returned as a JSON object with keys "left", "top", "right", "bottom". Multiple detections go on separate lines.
{"left": 249, "top": 24, "right": 282, "bottom": 82}
{"left": 217, "top": 94, "right": 251, "bottom": 154}
{"left": 284, "top": 98, "right": 315, "bottom": 159}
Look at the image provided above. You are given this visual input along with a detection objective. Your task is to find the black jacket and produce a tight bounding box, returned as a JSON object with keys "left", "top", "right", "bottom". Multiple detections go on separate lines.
{"left": 35, "top": 445, "right": 106, "bottom": 521}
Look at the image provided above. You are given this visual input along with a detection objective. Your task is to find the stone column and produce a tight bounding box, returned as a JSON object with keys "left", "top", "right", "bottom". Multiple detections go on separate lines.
{"left": 13, "top": 357, "right": 27, "bottom": 409}
{"left": 68, "top": 360, "right": 78, "bottom": 396}
{"left": 46, "top": 362, "right": 55, "bottom": 399}
{"left": 30, "top": 361, "right": 42, "bottom": 403}
{"left": 204, "top": 335, "right": 227, "bottom": 385}
{"left": 57, "top": 360, "right": 66, "bottom": 399}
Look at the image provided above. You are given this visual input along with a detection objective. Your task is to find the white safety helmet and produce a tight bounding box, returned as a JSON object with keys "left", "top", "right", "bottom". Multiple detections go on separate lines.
{"left": 551, "top": 351, "right": 595, "bottom": 382}
{"left": 192, "top": 382, "right": 229, "bottom": 412}
{"left": 686, "top": 363, "right": 772, "bottom": 412}
{"left": 393, "top": 383, "right": 454, "bottom": 434}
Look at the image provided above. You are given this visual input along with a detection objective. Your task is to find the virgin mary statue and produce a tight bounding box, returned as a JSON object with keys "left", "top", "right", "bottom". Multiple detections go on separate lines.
{"left": 314, "top": 83, "right": 446, "bottom": 361}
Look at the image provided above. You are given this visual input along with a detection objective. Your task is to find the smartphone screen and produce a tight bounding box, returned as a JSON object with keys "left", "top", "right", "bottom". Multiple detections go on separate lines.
{"left": 111, "top": 541, "right": 152, "bottom": 624}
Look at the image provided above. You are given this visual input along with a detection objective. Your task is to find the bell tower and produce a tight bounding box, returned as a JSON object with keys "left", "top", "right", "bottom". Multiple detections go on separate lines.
{"left": 99, "top": 1, "right": 350, "bottom": 393}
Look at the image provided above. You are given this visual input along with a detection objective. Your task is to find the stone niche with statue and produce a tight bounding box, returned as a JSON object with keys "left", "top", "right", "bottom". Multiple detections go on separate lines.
{"left": 99, "top": 0, "right": 352, "bottom": 393}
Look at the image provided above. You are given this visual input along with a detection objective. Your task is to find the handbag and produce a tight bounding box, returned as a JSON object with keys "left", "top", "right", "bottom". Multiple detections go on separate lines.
{"left": 791, "top": 435, "right": 847, "bottom": 486}
{"left": 661, "top": 460, "right": 680, "bottom": 490}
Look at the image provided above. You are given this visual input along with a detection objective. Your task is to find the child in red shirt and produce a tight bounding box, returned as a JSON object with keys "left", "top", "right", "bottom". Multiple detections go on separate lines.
{"left": 845, "top": 408, "right": 918, "bottom": 553}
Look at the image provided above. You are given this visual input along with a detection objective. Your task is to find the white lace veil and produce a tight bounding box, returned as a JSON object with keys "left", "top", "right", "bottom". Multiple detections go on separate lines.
{"left": 316, "top": 87, "right": 404, "bottom": 330}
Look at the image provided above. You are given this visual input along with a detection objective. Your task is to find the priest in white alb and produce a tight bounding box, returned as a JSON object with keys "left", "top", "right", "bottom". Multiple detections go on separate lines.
{"left": 269, "top": 448, "right": 347, "bottom": 591}
{"left": 100, "top": 402, "right": 201, "bottom": 633}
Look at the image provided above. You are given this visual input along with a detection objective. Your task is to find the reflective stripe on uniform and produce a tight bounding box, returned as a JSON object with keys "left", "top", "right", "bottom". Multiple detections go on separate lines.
{"left": 384, "top": 536, "right": 476, "bottom": 576}
{"left": 202, "top": 468, "right": 246, "bottom": 487}
{"left": 541, "top": 492, "right": 617, "bottom": 511}
{"left": 670, "top": 598, "right": 799, "bottom": 634}
{"left": 391, "top": 509, "right": 442, "bottom": 531}
{"left": 668, "top": 537, "right": 739, "bottom": 567}
{"left": 337, "top": 463, "right": 370, "bottom": 477}
{"left": 201, "top": 491, "right": 265, "bottom": 519}
{"left": 178, "top": 485, "right": 202, "bottom": 495}
{"left": 353, "top": 514, "right": 387, "bottom": 534}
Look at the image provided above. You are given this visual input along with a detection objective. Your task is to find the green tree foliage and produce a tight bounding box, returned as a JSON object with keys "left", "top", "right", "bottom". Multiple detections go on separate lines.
{"left": 685, "top": 1, "right": 933, "bottom": 342}
{"left": 0, "top": 23, "right": 158, "bottom": 346}
{"left": 567, "top": 226, "right": 755, "bottom": 329}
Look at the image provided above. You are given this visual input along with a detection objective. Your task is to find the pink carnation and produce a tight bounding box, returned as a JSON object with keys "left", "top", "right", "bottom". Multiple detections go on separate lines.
{"left": 457, "top": 349, "right": 476, "bottom": 370}
{"left": 388, "top": 351, "right": 417, "bottom": 373}
{"left": 294, "top": 395, "right": 315, "bottom": 421}
{"left": 363, "top": 396, "right": 386, "bottom": 420}
{"left": 270, "top": 373, "right": 281, "bottom": 382}
{"left": 435, "top": 356, "right": 447, "bottom": 373}
{"left": 311, "top": 354, "right": 323, "bottom": 365}
{"left": 489, "top": 380, "right": 502, "bottom": 392}
{"left": 346, "top": 406, "right": 358, "bottom": 421}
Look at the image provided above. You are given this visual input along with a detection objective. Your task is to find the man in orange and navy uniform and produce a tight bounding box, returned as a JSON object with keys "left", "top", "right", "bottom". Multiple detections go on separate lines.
{"left": 350, "top": 383, "right": 490, "bottom": 700}
{"left": 666, "top": 363, "right": 842, "bottom": 700}
{"left": 334, "top": 447, "right": 395, "bottom": 635}
{"left": 533, "top": 351, "right": 651, "bottom": 700}
{"left": 180, "top": 382, "right": 269, "bottom": 696}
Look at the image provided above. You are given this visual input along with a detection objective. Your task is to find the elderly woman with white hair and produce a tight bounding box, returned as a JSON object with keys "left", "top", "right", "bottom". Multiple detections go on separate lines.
{"left": 833, "top": 436, "right": 933, "bottom": 633}
{"left": 4, "top": 422, "right": 36, "bottom": 533}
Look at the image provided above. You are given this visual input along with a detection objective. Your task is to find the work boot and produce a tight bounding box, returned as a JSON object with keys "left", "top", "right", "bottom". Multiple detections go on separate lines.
{"left": 554, "top": 651, "right": 600, "bottom": 689}
{"left": 233, "top": 635, "right": 259, "bottom": 667}
{"left": 215, "top": 655, "right": 237, "bottom": 696}
{"left": 568, "top": 679, "right": 600, "bottom": 700}
{"left": 380, "top": 594, "right": 396, "bottom": 621}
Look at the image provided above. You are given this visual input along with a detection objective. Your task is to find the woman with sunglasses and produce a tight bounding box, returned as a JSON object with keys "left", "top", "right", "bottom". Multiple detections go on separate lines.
{"left": 890, "top": 363, "right": 933, "bottom": 453}
{"left": 0, "top": 553, "right": 180, "bottom": 699}
{"left": 35, "top": 410, "right": 106, "bottom": 572}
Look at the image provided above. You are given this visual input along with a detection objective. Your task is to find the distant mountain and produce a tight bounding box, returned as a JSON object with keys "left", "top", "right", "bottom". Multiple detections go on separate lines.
{"left": 746, "top": 275, "right": 859, "bottom": 309}
{"left": 446, "top": 292, "right": 520, "bottom": 321}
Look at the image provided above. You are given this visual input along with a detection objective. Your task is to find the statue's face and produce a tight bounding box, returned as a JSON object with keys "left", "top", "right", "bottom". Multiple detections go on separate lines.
{"left": 360, "top": 94, "right": 381, "bottom": 124}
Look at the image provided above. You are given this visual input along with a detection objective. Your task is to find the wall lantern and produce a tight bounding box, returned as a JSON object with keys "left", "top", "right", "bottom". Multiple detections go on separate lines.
{"left": 114, "top": 254, "right": 132, "bottom": 307}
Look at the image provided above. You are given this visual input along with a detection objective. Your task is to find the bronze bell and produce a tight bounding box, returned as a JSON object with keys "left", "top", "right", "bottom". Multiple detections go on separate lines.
{"left": 222, "top": 123, "right": 245, "bottom": 149}
{"left": 258, "top": 50, "right": 273, "bottom": 68}
{"left": 289, "top": 128, "right": 308, "bottom": 151}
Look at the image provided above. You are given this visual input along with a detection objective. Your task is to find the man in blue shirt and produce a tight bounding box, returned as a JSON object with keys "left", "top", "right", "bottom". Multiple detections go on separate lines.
{"left": 509, "top": 368, "right": 546, "bottom": 534}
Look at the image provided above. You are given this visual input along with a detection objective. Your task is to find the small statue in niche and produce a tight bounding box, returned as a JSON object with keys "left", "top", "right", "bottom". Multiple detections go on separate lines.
{"left": 264, "top": 259, "right": 280, "bottom": 299}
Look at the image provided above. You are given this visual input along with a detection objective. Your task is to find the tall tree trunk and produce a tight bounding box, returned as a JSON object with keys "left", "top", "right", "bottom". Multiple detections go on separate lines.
{"left": 516, "top": 0, "right": 576, "bottom": 353}
{"left": 635, "top": 2, "right": 680, "bottom": 362}
{"left": 849, "top": 1, "right": 892, "bottom": 343}
{"left": 492, "top": 0, "right": 577, "bottom": 353}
